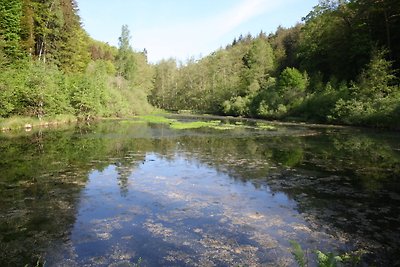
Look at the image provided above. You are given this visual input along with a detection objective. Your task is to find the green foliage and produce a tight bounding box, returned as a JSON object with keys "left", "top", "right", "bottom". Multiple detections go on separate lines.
{"left": 1, "top": 0, "right": 399, "bottom": 128}
{"left": 328, "top": 51, "right": 399, "bottom": 128}
{"left": 0, "top": 0, "right": 23, "bottom": 59}
{"left": 150, "top": 0, "right": 399, "bottom": 129}
{"left": 294, "top": 82, "right": 345, "bottom": 122}
{"left": 0, "top": 61, "right": 72, "bottom": 118}
{"left": 116, "top": 25, "right": 136, "bottom": 80}
{"left": 169, "top": 120, "right": 220, "bottom": 130}
{"left": 353, "top": 49, "right": 396, "bottom": 99}
{"left": 0, "top": 0, "right": 155, "bottom": 120}
{"left": 138, "top": 115, "right": 175, "bottom": 124}
{"left": 277, "top": 67, "right": 308, "bottom": 106}
{"left": 298, "top": 0, "right": 371, "bottom": 81}
{"left": 315, "top": 250, "right": 343, "bottom": 267}
{"left": 0, "top": 68, "right": 18, "bottom": 116}
{"left": 150, "top": 58, "right": 178, "bottom": 109}
{"left": 278, "top": 67, "right": 308, "bottom": 92}
{"left": 20, "top": 62, "right": 71, "bottom": 117}
{"left": 242, "top": 37, "right": 275, "bottom": 94}
{"left": 133, "top": 115, "right": 277, "bottom": 131}
{"left": 290, "top": 241, "right": 363, "bottom": 267}
{"left": 290, "top": 240, "right": 307, "bottom": 267}
{"left": 270, "top": 25, "right": 302, "bottom": 73}
{"left": 223, "top": 96, "right": 251, "bottom": 117}
{"left": 131, "top": 51, "right": 154, "bottom": 93}
{"left": 0, "top": 114, "right": 76, "bottom": 131}
{"left": 68, "top": 74, "right": 105, "bottom": 118}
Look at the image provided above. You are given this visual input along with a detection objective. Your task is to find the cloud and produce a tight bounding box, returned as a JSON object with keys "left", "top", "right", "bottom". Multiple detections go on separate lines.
{"left": 134, "top": 0, "right": 281, "bottom": 62}
{"left": 214, "top": 0, "right": 279, "bottom": 36}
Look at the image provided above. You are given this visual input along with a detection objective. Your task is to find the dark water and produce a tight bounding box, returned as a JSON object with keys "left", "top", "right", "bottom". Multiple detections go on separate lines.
{"left": 0, "top": 117, "right": 399, "bottom": 266}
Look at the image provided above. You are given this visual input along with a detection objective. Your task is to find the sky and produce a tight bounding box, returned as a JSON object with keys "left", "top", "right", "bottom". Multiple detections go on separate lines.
{"left": 77, "top": 0, "right": 319, "bottom": 63}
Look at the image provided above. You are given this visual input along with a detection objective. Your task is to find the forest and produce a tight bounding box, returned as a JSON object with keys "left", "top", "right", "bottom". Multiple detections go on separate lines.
{"left": 0, "top": 0, "right": 399, "bottom": 128}
{"left": 0, "top": 0, "right": 154, "bottom": 122}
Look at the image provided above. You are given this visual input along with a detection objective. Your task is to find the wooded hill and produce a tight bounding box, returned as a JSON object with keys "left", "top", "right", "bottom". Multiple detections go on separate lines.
{"left": 1, "top": 0, "right": 399, "bottom": 128}
{"left": 149, "top": 0, "right": 400, "bottom": 128}
{"left": 0, "top": 0, "right": 153, "bottom": 120}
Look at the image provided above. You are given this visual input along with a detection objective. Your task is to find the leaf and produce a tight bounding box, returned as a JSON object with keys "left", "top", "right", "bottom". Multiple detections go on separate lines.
{"left": 315, "top": 250, "right": 342, "bottom": 267}
{"left": 290, "top": 240, "right": 307, "bottom": 267}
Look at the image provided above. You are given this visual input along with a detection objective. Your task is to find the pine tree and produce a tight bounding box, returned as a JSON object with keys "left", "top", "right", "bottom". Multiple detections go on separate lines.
{"left": 0, "top": 0, "right": 23, "bottom": 60}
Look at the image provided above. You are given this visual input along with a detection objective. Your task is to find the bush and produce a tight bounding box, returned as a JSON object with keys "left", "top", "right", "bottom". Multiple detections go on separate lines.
{"left": 222, "top": 96, "right": 250, "bottom": 116}
{"left": 278, "top": 67, "right": 308, "bottom": 105}
{"left": 0, "top": 61, "right": 72, "bottom": 118}
{"left": 293, "top": 82, "right": 345, "bottom": 122}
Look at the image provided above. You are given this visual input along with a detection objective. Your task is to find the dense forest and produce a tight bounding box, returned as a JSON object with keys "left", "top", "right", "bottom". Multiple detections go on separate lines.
{"left": 149, "top": 0, "right": 400, "bottom": 129}
{"left": 0, "top": 0, "right": 153, "bottom": 121}
{"left": 0, "top": 0, "right": 399, "bottom": 128}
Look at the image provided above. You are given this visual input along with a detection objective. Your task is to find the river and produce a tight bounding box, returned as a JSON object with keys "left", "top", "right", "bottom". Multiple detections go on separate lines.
{"left": 0, "top": 116, "right": 399, "bottom": 266}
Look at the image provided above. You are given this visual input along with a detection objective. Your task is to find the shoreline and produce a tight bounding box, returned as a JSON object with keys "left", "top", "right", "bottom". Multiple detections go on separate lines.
{"left": 1, "top": 112, "right": 398, "bottom": 134}
{"left": 0, "top": 115, "right": 79, "bottom": 132}
{"left": 165, "top": 112, "right": 400, "bottom": 132}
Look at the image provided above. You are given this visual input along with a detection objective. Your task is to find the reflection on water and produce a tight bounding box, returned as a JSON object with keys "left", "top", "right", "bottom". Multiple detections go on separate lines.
{"left": 0, "top": 118, "right": 399, "bottom": 266}
{"left": 47, "top": 154, "right": 341, "bottom": 266}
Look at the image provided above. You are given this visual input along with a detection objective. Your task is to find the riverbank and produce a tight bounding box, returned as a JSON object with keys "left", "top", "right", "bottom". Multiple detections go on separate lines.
{"left": 0, "top": 109, "right": 166, "bottom": 132}
{"left": 1, "top": 110, "right": 398, "bottom": 134}
{"left": 166, "top": 111, "right": 400, "bottom": 132}
{"left": 0, "top": 115, "right": 78, "bottom": 132}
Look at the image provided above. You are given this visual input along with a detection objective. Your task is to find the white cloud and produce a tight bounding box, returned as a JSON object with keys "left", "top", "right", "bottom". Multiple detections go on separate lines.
{"left": 214, "top": 0, "right": 279, "bottom": 36}
{"left": 134, "top": 0, "right": 281, "bottom": 63}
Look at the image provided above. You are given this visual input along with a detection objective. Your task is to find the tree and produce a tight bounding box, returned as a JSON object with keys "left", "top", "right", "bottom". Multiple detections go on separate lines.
{"left": 150, "top": 58, "right": 178, "bottom": 109}
{"left": 242, "top": 37, "right": 275, "bottom": 94}
{"left": 116, "top": 24, "right": 136, "bottom": 80}
{"left": 353, "top": 49, "right": 396, "bottom": 99}
{"left": 20, "top": 0, "right": 35, "bottom": 56}
{"left": 0, "top": 0, "right": 23, "bottom": 60}
{"left": 278, "top": 67, "right": 308, "bottom": 105}
{"left": 270, "top": 24, "right": 302, "bottom": 73}
{"left": 56, "top": 0, "right": 90, "bottom": 72}
{"left": 350, "top": 0, "right": 400, "bottom": 70}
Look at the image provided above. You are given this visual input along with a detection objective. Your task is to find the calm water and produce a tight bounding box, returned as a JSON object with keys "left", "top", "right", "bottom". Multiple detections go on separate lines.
{"left": 0, "top": 117, "right": 399, "bottom": 266}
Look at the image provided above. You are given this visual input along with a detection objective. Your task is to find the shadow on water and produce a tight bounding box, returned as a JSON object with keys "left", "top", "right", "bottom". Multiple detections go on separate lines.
{"left": 0, "top": 119, "right": 399, "bottom": 266}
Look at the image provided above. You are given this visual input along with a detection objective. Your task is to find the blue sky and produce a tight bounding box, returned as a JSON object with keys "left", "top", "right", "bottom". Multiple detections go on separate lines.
{"left": 77, "top": 0, "right": 319, "bottom": 63}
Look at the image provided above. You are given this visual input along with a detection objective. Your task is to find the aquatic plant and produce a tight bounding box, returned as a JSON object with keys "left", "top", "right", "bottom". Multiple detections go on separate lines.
{"left": 136, "top": 115, "right": 278, "bottom": 132}
{"left": 169, "top": 120, "right": 220, "bottom": 130}
{"left": 290, "top": 240, "right": 308, "bottom": 267}
{"left": 133, "top": 257, "right": 142, "bottom": 267}
{"left": 137, "top": 115, "right": 176, "bottom": 124}
{"left": 290, "top": 241, "right": 362, "bottom": 267}
{"left": 256, "top": 122, "right": 277, "bottom": 130}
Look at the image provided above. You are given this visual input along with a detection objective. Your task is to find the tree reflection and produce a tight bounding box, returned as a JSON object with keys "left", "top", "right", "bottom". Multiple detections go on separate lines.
{"left": 0, "top": 120, "right": 399, "bottom": 265}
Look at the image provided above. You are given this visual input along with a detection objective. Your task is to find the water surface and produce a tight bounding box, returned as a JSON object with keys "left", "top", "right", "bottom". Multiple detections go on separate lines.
{"left": 0, "top": 118, "right": 399, "bottom": 266}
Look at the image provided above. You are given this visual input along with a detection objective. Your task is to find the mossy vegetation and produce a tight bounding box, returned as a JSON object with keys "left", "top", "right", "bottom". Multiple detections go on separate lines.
{"left": 136, "top": 115, "right": 276, "bottom": 131}
{"left": 138, "top": 115, "right": 176, "bottom": 124}
{"left": 169, "top": 120, "right": 220, "bottom": 130}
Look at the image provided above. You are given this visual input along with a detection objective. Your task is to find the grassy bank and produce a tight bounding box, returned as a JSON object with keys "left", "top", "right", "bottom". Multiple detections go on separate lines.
{"left": 0, "top": 115, "right": 78, "bottom": 131}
